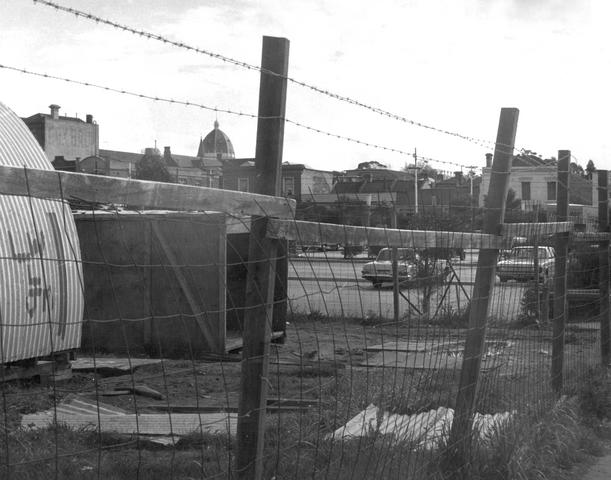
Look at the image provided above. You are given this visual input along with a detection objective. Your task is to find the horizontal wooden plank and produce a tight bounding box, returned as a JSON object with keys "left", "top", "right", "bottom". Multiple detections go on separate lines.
{"left": 0, "top": 164, "right": 295, "bottom": 219}
{"left": 567, "top": 289, "right": 600, "bottom": 299}
{"left": 570, "top": 232, "right": 610, "bottom": 243}
{"left": 501, "top": 221, "right": 573, "bottom": 237}
{"left": 267, "top": 219, "right": 507, "bottom": 249}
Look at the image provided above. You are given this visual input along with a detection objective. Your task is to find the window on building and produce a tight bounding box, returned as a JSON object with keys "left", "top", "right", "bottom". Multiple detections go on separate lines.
{"left": 282, "top": 176, "right": 295, "bottom": 196}
{"left": 238, "top": 177, "right": 249, "bottom": 192}
{"left": 521, "top": 182, "right": 531, "bottom": 201}
{"left": 547, "top": 181, "right": 557, "bottom": 201}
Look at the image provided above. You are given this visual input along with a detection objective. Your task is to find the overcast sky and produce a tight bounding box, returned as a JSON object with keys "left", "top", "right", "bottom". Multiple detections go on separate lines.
{"left": 1, "top": 0, "right": 609, "bottom": 174}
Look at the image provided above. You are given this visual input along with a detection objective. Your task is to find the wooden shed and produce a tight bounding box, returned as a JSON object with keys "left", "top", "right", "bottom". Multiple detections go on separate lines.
{"left": 76, "top": 212, "right": 286, "bottom": 357}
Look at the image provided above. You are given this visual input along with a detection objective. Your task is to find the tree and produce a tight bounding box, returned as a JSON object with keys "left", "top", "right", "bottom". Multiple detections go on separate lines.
{"left": 135, "top": 149, "right": 171, "bottom": 182}
{"left": 586, "top": 159, "right": 596, "bottom": 179}
{"left": 570, "top": 161, "right": 585, "bottom": 177}
{"left": 402, "top": 159, "right": 438, "bottom": 178}
{"left": 357, "top": 160, "right": 387, "bottom": 170}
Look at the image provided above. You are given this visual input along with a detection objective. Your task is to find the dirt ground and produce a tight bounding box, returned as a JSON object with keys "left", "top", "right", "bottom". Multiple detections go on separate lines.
{"left": 0, "top": 316, "right": 602, "bottom": 479}
{"left": 5, "top": 316, "right": 600, "bottom": 418}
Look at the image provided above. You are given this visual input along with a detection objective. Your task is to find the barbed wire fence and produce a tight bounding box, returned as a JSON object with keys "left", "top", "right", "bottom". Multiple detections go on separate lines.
{"left": 0, "top": 5, "right": 608, "bottom": 480}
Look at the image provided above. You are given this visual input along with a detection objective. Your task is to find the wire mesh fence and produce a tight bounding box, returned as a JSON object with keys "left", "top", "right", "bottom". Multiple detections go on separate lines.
{"left": 0, "top": 168, "right": 607, "bottom": 479}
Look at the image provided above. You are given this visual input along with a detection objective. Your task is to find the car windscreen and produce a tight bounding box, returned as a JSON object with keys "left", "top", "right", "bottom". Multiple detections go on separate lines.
{"left": 510, "top": 248, "right": 547, "bottom": 259}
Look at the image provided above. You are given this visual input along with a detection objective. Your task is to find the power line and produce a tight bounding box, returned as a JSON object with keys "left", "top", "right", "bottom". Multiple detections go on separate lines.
{"left": 32, "top": 0, "right": 498, "bottom": 151}
{"left": 2, "top": 63, "right": 457, "bottom": 164}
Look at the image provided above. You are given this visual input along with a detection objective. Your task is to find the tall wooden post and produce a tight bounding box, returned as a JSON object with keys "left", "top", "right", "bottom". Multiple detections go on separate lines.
{"left": 237, "top": 36, "right": 289, "bottom": 480}
{"left": 447, "top": 108, "right": 518, "bottom": 474}
{"left": 391, "top": 213, "right": 400, "bottom": 323}
{"left": 552, "top": 150, "right": 570, "bottom": 393}
{"left": 598, "top": 170, "right": 610, "bottom": 366}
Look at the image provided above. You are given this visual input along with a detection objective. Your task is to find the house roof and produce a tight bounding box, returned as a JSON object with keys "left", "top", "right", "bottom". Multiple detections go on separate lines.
{"left": 22, "top": 113, "right": 85, "bottom": 124}
{"left": 99, "top": 149, "right": 141, "bottom": 166}
{"left": 168, "top": 152, "right": 222, "bottom": 169}
{"left": 512, "top": 154, "right": 548, "bottom": 167}
{"left": 223, "top": 158, "right": 255, "bottom": 169}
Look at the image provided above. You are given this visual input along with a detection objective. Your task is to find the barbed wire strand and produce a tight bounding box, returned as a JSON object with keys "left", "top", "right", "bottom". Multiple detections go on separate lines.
{"left": 32, "top": 0, "right": 500, "bottom": 151}
{"left": 0, "top": 63, "right": 483, "bottom": 171}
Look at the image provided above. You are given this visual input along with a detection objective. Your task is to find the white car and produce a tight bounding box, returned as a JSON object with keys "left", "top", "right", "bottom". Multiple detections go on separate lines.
{"left": 361, "top": 248, "right": 420, "bottom": 288}
{"left": 497, "top": 245, "right": 555, "bottom": 283}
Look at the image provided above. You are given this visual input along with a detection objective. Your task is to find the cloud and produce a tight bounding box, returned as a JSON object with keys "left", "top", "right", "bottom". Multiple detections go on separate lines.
{"left": 178, "top": 63, "right": 236, "bottom": 74}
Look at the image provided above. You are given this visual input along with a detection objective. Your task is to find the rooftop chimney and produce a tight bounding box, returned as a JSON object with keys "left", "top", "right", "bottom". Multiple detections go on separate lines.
{"left": 163, "top": 146, "right": 172, "bottom": 160}
{"left": 485, "top": 153, "right": 493, "bottom": 168}
{"left": 86, "top": 114, "right": 93, "bottom": 124}
{"left": 144, "top": 147, "right": 160, "bottom": 156}
{"left": 49, "top": 104, "right": 60, "bottom": 120}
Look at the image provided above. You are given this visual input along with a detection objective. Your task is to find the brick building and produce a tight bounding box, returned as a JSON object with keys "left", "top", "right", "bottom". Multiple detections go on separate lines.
{"left": 22, "top": 104, "right": 99, "bottom": 166}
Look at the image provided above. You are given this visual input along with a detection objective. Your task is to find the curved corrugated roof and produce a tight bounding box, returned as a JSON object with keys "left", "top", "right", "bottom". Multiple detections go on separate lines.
{"left": 0, "top": 101, "right": 83, "bottom": 362}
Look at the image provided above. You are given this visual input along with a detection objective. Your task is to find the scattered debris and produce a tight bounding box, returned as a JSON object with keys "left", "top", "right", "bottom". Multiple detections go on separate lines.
{"left": 1, "top": 358, "right": 72, "bottom": 384}
{"left": 365, "top": 340, "right": 454, "bottom": 353}
{"left": 225, "top": 331, "right": 285, "bottom": 353}
{"left": 149, "top": 397, "right": 318, "bottom": 414}
{"left": 71, "top": 357, "right": 162, "bottom": 375}
{"left": 327, "top": 404, "right": 513, "bottom": 449}
{"left": 363, "top": 340, "right": 513, "bottom": 369}
{"left": 21, "top": 395, "right": 236, "bottom": 442}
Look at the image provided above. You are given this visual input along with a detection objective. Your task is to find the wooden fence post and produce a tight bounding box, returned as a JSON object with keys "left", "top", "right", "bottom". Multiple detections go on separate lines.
{"left": 446, "top": 108, "right": 519, "bottom": 475}
{"left": 237, "top": 36, "right": 289, "bottom": 480}
{"left": 598, "top": 170, "right": 610, "bottom": 366}
{"left": 391, "top": 212, "right": 400, "bottom": 323}
{"left": 552, "top": 150, "right": 570, "bottom": 393}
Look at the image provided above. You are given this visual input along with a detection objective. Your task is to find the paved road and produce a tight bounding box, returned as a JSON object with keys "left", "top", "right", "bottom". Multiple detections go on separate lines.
{"left": 288, "top": 257, "right": 526, "bottom": 321}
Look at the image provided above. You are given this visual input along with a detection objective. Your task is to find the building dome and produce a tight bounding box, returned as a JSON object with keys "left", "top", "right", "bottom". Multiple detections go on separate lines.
{"left": 197, "top": 120, "right": 235, "bottom": 160}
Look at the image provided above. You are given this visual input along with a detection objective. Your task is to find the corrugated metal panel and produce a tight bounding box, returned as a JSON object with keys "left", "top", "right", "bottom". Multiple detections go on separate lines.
{"left": 0, "top": 102, "right": 83, "bottom": 363}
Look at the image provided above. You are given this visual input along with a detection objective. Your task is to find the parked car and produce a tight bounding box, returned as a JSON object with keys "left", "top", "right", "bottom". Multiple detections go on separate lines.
{"left": 299, "top": 242, "right": 341, "bottom": 253}
{"left": 496, "top": 245, "right": 555, "bottom": 283}
{"left": 361, "top": 247, "right": 420, "bottom": 288}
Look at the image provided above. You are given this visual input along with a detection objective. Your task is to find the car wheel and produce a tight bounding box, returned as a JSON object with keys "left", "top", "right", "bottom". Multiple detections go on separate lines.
{"left": 372, "top": 281, "right": 382, "bottom": 289}
{"left": 499, "top": 276, "right": 508, "bottom": 283}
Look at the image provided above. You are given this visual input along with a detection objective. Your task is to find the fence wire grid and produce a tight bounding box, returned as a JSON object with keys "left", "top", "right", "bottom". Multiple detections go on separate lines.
{"left": 0, "top": 173, "right": 607, "bottom": 480}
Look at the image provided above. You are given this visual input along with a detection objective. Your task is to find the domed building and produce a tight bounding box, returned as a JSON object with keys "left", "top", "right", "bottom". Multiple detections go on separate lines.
{"left": 197, "top": 120, "right": 235, "bottom": 161}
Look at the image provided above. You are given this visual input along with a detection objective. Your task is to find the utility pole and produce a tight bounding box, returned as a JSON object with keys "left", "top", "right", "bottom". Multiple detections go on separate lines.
{"left": 414, "top": 148, "right": 418, "bottom": 214}
{"left": 469, "top": 168, "right": 475, "bottom": 228}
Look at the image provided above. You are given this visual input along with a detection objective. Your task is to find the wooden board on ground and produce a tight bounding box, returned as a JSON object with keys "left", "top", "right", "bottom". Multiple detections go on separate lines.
{"left": 22, "top": 411, "right": 236, "bottom": 436}
{"left": 362, "top": 340, "right": 512, "bottom": 370}
{"left": 225, "top": 331, "right": 285, "bottom": 353}
{"left": 1, "top": 359, "right": 71, "bottom": 384}
{"left": 148, "top": 397, "right": 318, "bottom": 414}
{"left": 71, "top": 357, "right": 162, "bottom": 374}
{"left": 365, "top": 340, "right": 461, "bottom": 353}
{"left": 362, "top": 351, "right": 463, "bottom": 369}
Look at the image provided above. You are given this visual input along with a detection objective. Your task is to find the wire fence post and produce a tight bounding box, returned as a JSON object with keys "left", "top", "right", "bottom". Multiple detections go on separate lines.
{"left": 237, "top": 35, "right": 290, "bottom": 480}
{"left": 391, "top": 212, "right": 400, "bottom": 323}
{"left": 446, "top": 107, "right": 519, "bottom": 476}
{"left": 598, "top": 170, "right": 610, "bottom": 366}
{"left": 552, "top": 150, "right": 570, "bottom": 393}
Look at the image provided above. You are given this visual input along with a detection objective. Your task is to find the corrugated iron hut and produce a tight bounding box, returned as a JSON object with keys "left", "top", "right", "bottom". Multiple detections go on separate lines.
{"left": 0, "top": 102, "right": 84, "bottom": 363}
